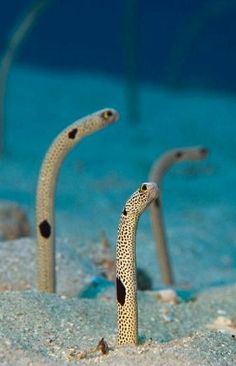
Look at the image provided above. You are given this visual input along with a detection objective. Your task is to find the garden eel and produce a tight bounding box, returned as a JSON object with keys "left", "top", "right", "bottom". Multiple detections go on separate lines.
{"left": 36, "top": 108, "right": 119, "bottom": 293}
{"left": 116, "top": 182, "right": 159, "bottom": 345}
{"left": 149, "top": 146, "right": 208, "bottom": 285}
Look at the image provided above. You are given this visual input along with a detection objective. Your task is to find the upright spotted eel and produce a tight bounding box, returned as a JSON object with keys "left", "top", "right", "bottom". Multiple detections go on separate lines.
{"left": 116, "top": 182, "right": 158, "bottom": 345}
{"left": 149, "top": 146, "right": 208, "bottom": 285}
{"left": 36, "top": 108, "right": 119, "bottom": 293}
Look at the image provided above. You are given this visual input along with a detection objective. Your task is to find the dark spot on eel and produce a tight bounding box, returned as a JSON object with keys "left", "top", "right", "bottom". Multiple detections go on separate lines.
{"left": 175, "top": 151, "right": 183, "bottom": 158}
{"left": 39, "top": 220, "right": 51, "bottom": 238}
{"left": 154, "top": 197, "right": 160, "bottom": 207}
{"left": 199, "top": 147, "right": 208, "bottom": 155}
{"left": 122, "top": 208, "right": 127, "bottom": 216}
{"left": 116, "top": 277, "right": 126, "bottom": 306}
{"left": 68, "top": 128, "right": 78, "bottom": 139}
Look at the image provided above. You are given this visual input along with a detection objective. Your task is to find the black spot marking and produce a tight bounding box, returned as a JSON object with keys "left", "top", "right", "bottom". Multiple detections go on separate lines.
{"left": 122, "top": 208, "right": 127, "bottom": 216}
{"left": 39, "top": 220, "right": 51, "bottom": 238}
{"left": 199, "top": 147, "right": 208, "bottom": 155}
{"left": 154, "top": 197, "right": 160, "bottom": 207}
{"left": 116, "top": 277, "right": 126, "bottom": 306}
{"left": 68, "top": 128, "right": 78, "bottom": 139}
{"left": 175, "top": 151, "right": 183, "bottom": 158}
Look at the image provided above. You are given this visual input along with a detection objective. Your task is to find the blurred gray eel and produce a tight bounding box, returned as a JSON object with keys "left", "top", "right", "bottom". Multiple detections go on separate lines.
{"left": 36, "top": 108, "right": 120, "bottom": 293}
{"left": 149, "top": 146, "right": 208, "bottom": 285}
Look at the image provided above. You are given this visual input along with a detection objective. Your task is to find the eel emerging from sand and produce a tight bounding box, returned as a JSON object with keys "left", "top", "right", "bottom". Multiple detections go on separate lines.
{"left": 116, "top": 182, "right": 159, "bottom": 345}
{"left": 149, "top": 146, "right": 208, "bottom": 285}
{"left": 36, "top": 108, "right": 119, "bottom": 293}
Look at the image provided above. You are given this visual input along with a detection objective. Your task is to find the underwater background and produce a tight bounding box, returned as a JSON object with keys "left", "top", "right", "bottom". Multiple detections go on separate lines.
{"left": 0, "top": 0, "right": 236, "bottom": 292}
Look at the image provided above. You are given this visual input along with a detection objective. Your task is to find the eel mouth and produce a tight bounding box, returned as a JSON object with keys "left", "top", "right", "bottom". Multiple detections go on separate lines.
{"left": 114, "top": 111, "right": 120, "bottom": 122}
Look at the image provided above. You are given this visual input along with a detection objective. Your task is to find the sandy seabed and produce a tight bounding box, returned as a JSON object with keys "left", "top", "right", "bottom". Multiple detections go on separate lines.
{"left": 1, "top": 283, "right": 236, "bottom": 365}
{"left": 0, "top": 238, "right": 236, "bottom": 365}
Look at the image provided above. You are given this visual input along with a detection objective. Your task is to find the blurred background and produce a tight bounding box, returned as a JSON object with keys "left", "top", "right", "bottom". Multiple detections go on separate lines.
{"left": 2, "top": 0, "right": 236, "bottom": 91}
{"left": 0, "top": 0, "right": 236, "bottom": 290}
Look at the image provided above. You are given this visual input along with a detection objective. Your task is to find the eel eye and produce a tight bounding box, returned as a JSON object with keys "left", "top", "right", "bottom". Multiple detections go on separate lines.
{"left": 102, "top": 110, "right": 113, "bottom": 120}
{"left": 200, "top": 147, "right": 208, "bottom": 155}
{"left": 175, "top": 151, "right": 183, "bottom": 158}
{"left": 139, "top": 184, "right": 147, "bottom": 192}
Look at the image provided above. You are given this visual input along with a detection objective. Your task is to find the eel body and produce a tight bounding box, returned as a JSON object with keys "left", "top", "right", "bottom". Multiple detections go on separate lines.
{"left": 116, "top": 182, "right": 158, "bottom": 345}
{"left": 149, "top": 146, "right": 208, "bottom": 285}
{"left": 36, "top": 108, "right": 119, "bottom": 293}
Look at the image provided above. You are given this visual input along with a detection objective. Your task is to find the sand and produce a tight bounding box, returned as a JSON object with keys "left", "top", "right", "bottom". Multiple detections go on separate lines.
{"left": 0, "top": 236, "right": 236, "bottom": 365}
{"left": 0, "top": 283, "right": 236, "bottom": 365}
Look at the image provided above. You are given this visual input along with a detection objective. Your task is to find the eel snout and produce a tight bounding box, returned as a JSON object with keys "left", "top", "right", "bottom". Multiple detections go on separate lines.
{"left": 145, "top": 182, "right": 159, "bottom": 202}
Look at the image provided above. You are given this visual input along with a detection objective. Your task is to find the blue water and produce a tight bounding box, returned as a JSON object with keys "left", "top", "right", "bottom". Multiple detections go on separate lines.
{"left": 1, "top": 1, "right": 236, "bottom": 91}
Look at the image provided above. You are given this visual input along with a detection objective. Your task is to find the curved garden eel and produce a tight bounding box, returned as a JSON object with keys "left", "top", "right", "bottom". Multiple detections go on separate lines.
{"left": 149, "top": 146, "right": 208, "bottom": 285}
{"left": 36, "top": 108, "right": 119, "bottom": 293}
{"left": 116, "top": 182, "right": 159, "bottom": 345}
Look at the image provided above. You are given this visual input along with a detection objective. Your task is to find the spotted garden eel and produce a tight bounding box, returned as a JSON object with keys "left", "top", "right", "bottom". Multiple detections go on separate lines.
{"left": 36, "top": 108, "right": 119, "bottom": 293}
{"left": 116, "top": 182, "right": 159, "bottom": 345}
{"left": 149, "top": 146, "right": 208, "bottom": 285}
